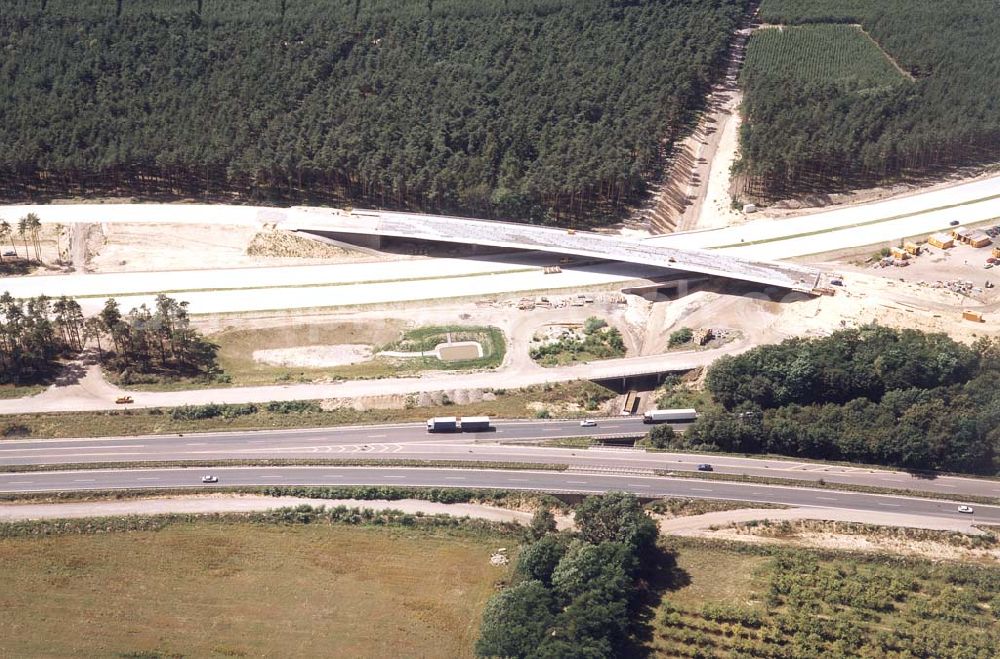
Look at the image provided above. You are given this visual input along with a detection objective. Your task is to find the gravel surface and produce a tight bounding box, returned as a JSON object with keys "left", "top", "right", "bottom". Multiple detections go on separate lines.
{"left": 0, "top": 495, "right": 572, "bottom": 527}
{"left": 659, "top": 506, "right": 985, "bottom": 535}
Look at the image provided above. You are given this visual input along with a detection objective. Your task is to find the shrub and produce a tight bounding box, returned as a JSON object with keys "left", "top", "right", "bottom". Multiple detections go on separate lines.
{"left": 668, "top": 327, "right": 694, "bottom": 347}
{"left": 265, "top": 400, "right": 321, "bottom": 414}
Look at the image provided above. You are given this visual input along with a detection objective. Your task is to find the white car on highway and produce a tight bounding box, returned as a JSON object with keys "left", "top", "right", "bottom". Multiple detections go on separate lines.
{"left": 201, "top": 475, "right": 219, "bottom": 484}
{"left": 579, "top": 419, "right": 597, "bottom": 427}
{"left": 957, "top": 505, "right": 974, "bottom": 514}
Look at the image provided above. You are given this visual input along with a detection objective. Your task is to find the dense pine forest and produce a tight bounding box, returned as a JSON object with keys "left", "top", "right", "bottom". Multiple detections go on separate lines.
{"left": 0, "top": 0, "right": 747, "bottom": 225}
{"left": 737, "top": 0, "right": 1000, "bottom": 200}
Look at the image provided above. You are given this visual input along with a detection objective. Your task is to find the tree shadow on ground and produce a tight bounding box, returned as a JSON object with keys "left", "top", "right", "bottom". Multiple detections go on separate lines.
{"left": 622, "top": 545, "right": 692, "bottom": 657}
{"left": 51, "top": 361, "right": 86, "bottom": 387}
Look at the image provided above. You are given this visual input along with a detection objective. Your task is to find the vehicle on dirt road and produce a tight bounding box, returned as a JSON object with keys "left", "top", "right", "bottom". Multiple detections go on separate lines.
{"left": 115, "top": 396, "right": 134, "bottom": 404}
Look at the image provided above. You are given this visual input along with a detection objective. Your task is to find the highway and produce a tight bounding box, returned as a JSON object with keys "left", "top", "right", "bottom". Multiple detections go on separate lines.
{"left": 1, "top": 466, "right": 998, "bottom": 524}
{"left": 2, "top": 419, "right": 998, "bottom": 500}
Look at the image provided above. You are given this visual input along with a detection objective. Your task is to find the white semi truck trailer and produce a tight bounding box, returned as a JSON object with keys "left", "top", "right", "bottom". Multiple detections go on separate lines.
{"left": 426, "top": 416, "right": 492, "bottom": 432}
{"left": 642, "top": 408, "right": 698, "bottom": 424}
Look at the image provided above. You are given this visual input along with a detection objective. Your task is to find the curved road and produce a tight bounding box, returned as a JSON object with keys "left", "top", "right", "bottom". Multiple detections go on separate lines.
{"left": 1, "top": 466, "right": 998, "bottom": 524}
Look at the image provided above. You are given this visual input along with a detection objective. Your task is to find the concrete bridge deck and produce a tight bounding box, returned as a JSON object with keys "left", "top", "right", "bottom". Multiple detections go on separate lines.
{"left": 284, "top": 207, "right": 823, "bottom": 292}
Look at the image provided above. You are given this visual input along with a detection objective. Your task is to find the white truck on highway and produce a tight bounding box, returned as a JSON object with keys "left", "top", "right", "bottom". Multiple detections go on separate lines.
{"left": 642, "top": 408, "right": 698, "bottom": 424}
{"left": 426, "top": 416, "right": 491, "bottom": 432}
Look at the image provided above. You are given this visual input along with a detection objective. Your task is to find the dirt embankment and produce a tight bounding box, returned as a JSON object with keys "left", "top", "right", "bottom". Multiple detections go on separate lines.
{"left": 85, "top": 223, "right": 370, "bottom": 273}
{"left": 0, "top": 494, "right": 575, "bottom": 530}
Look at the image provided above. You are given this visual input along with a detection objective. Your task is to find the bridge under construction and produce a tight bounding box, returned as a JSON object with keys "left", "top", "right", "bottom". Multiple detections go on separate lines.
{"left": 284, "top": 207, "right": 824, "bottom": 293}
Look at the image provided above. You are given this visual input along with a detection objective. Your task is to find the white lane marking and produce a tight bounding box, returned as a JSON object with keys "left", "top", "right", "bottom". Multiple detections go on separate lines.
{"left": 935, "top": 484, "right": 956, "bottom": 488}
{"left": 628, "top": 484, "right": 649, "bottom": 489}
{"left": 878, "top": 503, "right": 901, "bottom": 507}
{"left": 690, "top": 488, "right": 713, "bottom": 492}
{"left": 7, "top": 480, "right": 33, "bottom": 484}
{"left": 383, "top": 475, "right": 405, "bottom": 479}
{"left": 186, "top": 443, "right": 207, "bottom": 446}
{"left": 73, "top": 479, "right": 96, "bottom": 482}
{"left": 603, "top": 425, "right": 621, "bottom": 429}
{"left": 261, "top": 476, "right": 282, "bottom": 479}
{"left": 444, "top": 477, "right": 466, "bottom": 481}
{"left": 816, "top": 497, "right": 839, "bottom": 501}
{"left": 136, "top": 477, "right": 160, "bottom": 481}
{"left": 566, "top": 481, "right": 588, "bottom": 485}
{"left": 367, "top": 434, "right": 387, "bottom": 439}
{"left": 507, "top": 478, "right": 529, "bottom": 482}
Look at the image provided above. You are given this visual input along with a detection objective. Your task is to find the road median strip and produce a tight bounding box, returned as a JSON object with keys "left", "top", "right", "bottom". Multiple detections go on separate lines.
{"left": 0, "top": 458, "right": 569, "bottom": 475}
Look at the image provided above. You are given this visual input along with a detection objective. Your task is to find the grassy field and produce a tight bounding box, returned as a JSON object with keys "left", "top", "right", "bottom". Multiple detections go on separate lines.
{"left": 648, "top": 540, "right": 1000, "bottom": 657}
{"left": 0, "top": 522, "right": 507, "bottom": 657}
{"left": 0, "top": 384, "right": 44, "bottom": 400}
{"left": 743, "top": 24, "right": 909, "bottom": 91}
{"left": 204, "top": 322, "right": 506, "bottom": 387}
{"left": 0, "top": 380, "right": 613, "bottom": 439}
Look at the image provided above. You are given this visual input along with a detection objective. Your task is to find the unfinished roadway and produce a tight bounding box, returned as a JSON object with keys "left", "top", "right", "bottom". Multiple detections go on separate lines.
{"left": 284, "top": 207, "right": 823, "bottom": 292}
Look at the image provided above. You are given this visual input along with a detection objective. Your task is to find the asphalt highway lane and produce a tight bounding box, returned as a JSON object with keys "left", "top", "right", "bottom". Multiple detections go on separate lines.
{"left": 1, "top": 466, "right": 998, "bottom": 524}
{"left": 1, "top": 419, "right": 998, "bottom": 500}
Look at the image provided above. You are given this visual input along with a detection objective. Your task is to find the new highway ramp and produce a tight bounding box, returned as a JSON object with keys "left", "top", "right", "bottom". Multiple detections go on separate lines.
{"left": 1, "top": 419, "right": 998, "bottom": 525}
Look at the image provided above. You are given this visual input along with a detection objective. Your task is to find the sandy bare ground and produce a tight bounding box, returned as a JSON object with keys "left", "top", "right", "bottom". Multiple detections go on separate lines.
{"left": 659, "top": 507, "right": 986, "bottom": 535}
{"left": 253, "top": 345, "right": 373, "bottom": 368}
{"left": 644, "top": 22, "right": 751, "bottom": 234}
{"left": 681, "top": 26, "right": 752, "bottom": 232}
{"left": 0, "top": 172, "right": 994, "bottom": 317}
{"left": 0, "top": 494, "right": 574, "bottom": 529}
{"left": 661, "top": 507, "right": 998, "bottom": 563}
{"left": 89, "top": 223, "right": 371, "bottom": 273}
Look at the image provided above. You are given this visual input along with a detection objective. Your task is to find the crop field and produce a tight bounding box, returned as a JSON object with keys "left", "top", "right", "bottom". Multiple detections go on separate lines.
{"left": 739, "top": 0, "right": 1000, "bottom": 200}
{"left": 0, "top": 522, "right": 506, "bottom": 657}
{"left": 743, "top": 25, "right": 908, "bottom": 91}
{"left": 649, "top": 541, "right": 1000, "bottom": 657}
